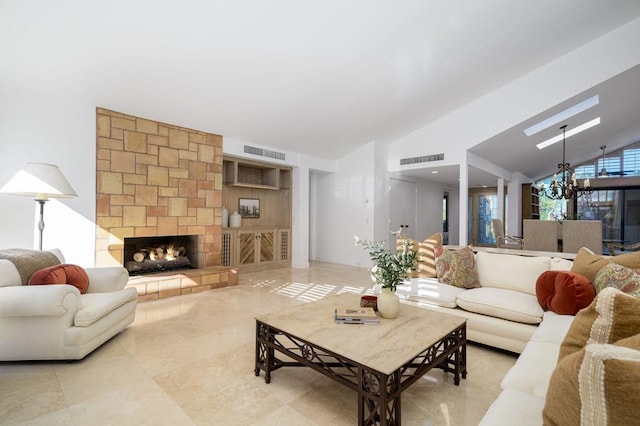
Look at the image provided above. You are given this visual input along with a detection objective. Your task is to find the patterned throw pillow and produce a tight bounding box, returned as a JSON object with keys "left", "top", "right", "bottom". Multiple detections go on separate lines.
{"left": 593, "top": 263, "right": 640, "bottom": 297}
{"left": 397, "top": 233, "right": 442, "bottom": 278}
{"left": 434, "top": 246, "right": 480, "bottom": 289}
{"left": 543, "top": 333, "right": 640, "bottom": 426}
{"left": 570, "top": 247, "right": 640, "bottom": 283}
{"left": 558, "top": 287, "right": 640, "bottom": 361}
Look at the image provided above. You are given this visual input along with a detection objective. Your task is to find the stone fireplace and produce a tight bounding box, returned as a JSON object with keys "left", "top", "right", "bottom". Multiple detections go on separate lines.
{"left": 123, "top": 235, "right": 199, "bottom": 275}
{"left": 95, "top": 108, "right": 236, "bottom": 301}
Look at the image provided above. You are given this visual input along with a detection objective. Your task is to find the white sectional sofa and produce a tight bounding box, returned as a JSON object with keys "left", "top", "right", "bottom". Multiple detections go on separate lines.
{"left": 0, "top": 249, "right": 137, "bottom": 361}
{"left": 397, "top": 249, "right": 574, "bottom": 353}
{"left": 395, "top": 248, "right": 579, "bottom": 425}
{"left": 396, "top": 246, "right": 640, "bottom": 424}
{"left": 479, "top": 311, "right": 574, "bottom": 425}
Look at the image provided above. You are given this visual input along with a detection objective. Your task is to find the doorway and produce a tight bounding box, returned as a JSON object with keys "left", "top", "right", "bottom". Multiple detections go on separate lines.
{"left": 468, "top": 188, "right": 498, "bottom": 246}
{"left": 390, "top": 178, "right": 417, "bottom": 243}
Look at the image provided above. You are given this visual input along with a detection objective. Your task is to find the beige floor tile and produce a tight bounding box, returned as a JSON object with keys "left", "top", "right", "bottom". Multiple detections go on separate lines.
{"left": 2, "top": 261, "right": 517, "bottom": 425}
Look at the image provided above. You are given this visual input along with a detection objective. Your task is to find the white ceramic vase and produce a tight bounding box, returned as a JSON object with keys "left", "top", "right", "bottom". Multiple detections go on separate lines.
{"left": 230, "top": 211, "right": 241, "bottom": 228}
{"left": 221, "top": 206, "right": 229, "bottom": 227}
{"left": 377, "top": 287, "right": 400, "bottom": 319}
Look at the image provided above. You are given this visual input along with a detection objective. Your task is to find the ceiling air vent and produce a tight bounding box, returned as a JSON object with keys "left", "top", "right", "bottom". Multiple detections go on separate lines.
{"left": 244, "top": 145, "right": 286, "bottom": 161}
{"left": 400, "top": 153, "right": 444, "bottom": 165}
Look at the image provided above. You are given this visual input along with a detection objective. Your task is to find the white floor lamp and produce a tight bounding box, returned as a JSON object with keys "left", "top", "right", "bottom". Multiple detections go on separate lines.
{"left": 0, "top": 162, "right": 78, "bottom": 250}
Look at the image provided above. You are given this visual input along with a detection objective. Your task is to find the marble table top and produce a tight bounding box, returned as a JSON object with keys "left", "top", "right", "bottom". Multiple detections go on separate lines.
{"left": 255, "top": 293, "right": 466, "bottom": 375}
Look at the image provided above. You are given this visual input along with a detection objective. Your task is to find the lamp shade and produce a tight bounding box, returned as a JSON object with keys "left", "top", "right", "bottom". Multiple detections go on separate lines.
{"left": 0, "top": 162, "right": 77, "bottom": 200}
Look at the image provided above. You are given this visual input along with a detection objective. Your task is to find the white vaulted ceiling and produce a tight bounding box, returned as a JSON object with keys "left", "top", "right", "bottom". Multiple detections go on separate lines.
{"left": 2, "top": 0, "right": 640, "bottom": 177}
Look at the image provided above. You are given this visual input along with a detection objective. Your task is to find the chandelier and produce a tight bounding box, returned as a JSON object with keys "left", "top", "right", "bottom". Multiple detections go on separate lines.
{"left": 539, "top": 125, "right": 591, "bottom": 200}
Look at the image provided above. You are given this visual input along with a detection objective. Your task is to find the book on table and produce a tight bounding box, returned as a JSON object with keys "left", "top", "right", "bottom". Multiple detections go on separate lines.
{"left": 334, "top": 306, "right": 379, "bottom": 324}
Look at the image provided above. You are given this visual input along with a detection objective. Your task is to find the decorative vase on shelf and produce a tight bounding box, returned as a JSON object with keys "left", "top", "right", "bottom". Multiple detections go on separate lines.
{"left": 221, "top": 206, "right": 229, "bottom": 228}
{"left": 377, "top": 287, "right": 400, "bottom": 319}
{"left": 230, "top": 211, "right": 241, "bottom": 228}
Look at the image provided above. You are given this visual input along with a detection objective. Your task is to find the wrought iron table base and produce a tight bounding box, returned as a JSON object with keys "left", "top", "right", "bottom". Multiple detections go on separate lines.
{"left": 255, "top": 320, "right": 467, "bottom": 426}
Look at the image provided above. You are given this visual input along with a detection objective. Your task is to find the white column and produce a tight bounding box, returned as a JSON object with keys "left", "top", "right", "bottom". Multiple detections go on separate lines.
{"left": 497, "top": 177, "right": 505, "bottom": 222}
{"left": 291, "top": 157, "right": 310, "bottom": 269}
{"left": 459, "top": 162, "right": 468, "bottom": 246}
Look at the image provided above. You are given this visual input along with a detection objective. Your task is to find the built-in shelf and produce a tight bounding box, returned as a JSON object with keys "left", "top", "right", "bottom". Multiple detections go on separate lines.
{"left": 223, "top": 158, "right": 290, "bottom": 190}
{"left": 522, "top": 183, "right": 541, "bottom": 222}
{"left": 222, "top": 156, "right": 292, "bottom": 273}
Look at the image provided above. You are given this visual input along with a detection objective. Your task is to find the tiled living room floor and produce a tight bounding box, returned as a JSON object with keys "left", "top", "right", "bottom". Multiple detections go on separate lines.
{"left": 0, "top": 262, "right": 517, "bottom": 425}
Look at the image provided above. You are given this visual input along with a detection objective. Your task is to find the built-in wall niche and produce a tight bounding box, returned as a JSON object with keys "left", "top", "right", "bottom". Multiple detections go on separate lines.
{"left": 222, "top": 156, "right": 292, "bottom": 228}
{"left": 223, "top": 157, "right": 291, "bottom": 190}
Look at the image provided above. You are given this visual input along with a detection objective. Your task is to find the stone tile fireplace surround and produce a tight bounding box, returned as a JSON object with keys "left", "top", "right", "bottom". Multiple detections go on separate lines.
{"left": 95, "top": 108, "right": 236, "bottom": 301}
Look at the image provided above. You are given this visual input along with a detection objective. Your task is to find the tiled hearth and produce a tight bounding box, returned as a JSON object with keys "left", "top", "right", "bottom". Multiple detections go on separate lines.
{"left": 95, "top": 108, "right": 236, "bottom": 301}
{"left": 127, "top": 267, "right": 238, "bottom": 302}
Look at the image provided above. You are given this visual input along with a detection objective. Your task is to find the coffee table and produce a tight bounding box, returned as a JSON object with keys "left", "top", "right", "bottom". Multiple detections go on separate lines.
{"left": 254, "top": 294, "right": 467, "bottom": 425}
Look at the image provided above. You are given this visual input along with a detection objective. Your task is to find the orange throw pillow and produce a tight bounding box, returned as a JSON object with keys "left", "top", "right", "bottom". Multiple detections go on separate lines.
{"left": 535, "top": 270, "right": 595, "bottom": 315}
{"left": 28, "top": 264, "right": 90, "bottom": 294}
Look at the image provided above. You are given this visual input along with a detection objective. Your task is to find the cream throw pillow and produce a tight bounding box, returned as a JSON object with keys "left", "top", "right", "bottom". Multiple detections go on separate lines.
{"left": 558, "top": 287, "right": 640, "bottom": 361}
{"left": 543, "top": 333, "right": 640, "bottom": 426}
{"left": 397, "top": 233, "right": 442, "bottom": 279}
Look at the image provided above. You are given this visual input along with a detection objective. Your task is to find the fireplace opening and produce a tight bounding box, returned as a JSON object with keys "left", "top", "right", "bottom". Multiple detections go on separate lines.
{"left": 124, "top": 235, "right": 199, "bottom": 276}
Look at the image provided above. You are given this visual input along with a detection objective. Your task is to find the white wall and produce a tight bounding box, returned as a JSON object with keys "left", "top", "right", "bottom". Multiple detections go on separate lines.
{"left": 310, "top": 142, "right": 376, "bottom": 267}
{"left": 416, "top": 179, "right": 449, "bottom": 240}
{"left": 392, "top": 173, "right": 450, "bottom": 241}
{"left": 390, "top": 18, "right": 640, "bottom": 167}
{"left": 0, "top": 81, "right": 96, "bottom": 265}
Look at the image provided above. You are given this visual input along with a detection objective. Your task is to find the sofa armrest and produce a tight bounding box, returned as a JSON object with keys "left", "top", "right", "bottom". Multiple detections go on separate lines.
{"left": 0, "top": 284, "right": 80, "bottom": 325}
{"left": 85, "top": 266, "right": 130, "bottom": 293}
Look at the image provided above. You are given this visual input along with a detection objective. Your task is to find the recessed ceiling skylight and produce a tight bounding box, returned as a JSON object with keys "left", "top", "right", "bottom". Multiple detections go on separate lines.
{"left": 536, "top": 117, "right": 601, "bottom": 150}
{"left": 524, "top": 95, "right": 599, "bottom": 137}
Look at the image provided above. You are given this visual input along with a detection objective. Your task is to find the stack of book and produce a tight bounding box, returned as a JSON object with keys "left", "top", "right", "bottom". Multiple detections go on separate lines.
{"left": 334, "top": 306, "right": 379, "bottom": 324}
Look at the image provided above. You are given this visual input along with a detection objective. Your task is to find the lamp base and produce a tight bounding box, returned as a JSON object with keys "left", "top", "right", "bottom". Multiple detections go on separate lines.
{"left": 36, "top": 199, "right": 48, "bottom": 251}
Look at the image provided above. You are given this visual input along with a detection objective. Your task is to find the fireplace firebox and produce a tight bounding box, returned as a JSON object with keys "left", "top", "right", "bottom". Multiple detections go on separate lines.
{"left": 123, "top": 235, "right": 199, "bottom": 276}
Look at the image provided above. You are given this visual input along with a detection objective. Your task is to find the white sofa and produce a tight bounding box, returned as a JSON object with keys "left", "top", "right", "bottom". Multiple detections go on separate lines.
{"left": 479, "top": 311, "right": 574, "bottom": 425}
{"left": 396, "top": 249, "right": 578, "bottom": 425}
{"left": 0, "top": 249, "right": 137, "bottom": 361}
{"left": 398, "top": 249, "right": 574, "bottom": 353}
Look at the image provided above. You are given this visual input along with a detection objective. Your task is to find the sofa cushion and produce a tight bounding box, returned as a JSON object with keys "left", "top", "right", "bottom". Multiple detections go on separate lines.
{"left": 456, "top": 287, "right": 543, "bottom": 324}
{"left": 435, "top": 246, "right": 480, "bottom": 289}
{"left": 0, "top": 259, "right": 22, "bottom": 287}
{"left": 396, "top": 278, "right": 465, "bottom": 308}
{"left": 479, "top": 388, "right": 545, "bottom": 426}
{"left": 570, "top": 246, "right": 640, "bottom": 283}
{"left": 75, "top": 290, "right": 138, "bottom": 327}
{"left": 535, "top": 270, "right": 595, "bottom": 315}
{"left": 476, "top": 251, "right": 550, "bottom": 296}
{"left": 558, "top": 287, "right": 640, "bottom": 361}
{"left": 529, "top": 311, "right": 575, "bottom": 345}
{"left": 501, "top": 341, "right": 560, "bottom": 399}
{"left": 543, "top": 334, "right": 640, "bottom": 426}
{"left": 29, "top": 264, "right": 90, "bottom": 294}
{"left": 549, "top": 257, "right": 573, "bottom": 271}
{"left": 593, "top": 262, "right": 640, "bottom": 297}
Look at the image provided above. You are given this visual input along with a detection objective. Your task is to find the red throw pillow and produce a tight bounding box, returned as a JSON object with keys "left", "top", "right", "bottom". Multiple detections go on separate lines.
{"left": 28, "top": 264, "right": 90, "bottom": 294}
{"left": 535, "top": 270, "right": 595, "bottom": 315}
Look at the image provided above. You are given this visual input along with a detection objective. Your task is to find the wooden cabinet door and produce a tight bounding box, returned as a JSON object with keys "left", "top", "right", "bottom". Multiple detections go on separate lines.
{"left": 278, "top": 229, "right": 291, "bottom": 262}
{"left": 258, "top": 230, "right": 275, "bottom": 264}
{"left": 221, "top": 230, "right": 234, "bottom": 267}
{"left": 237, "top": 230, "right": 257, "bottom": 266}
